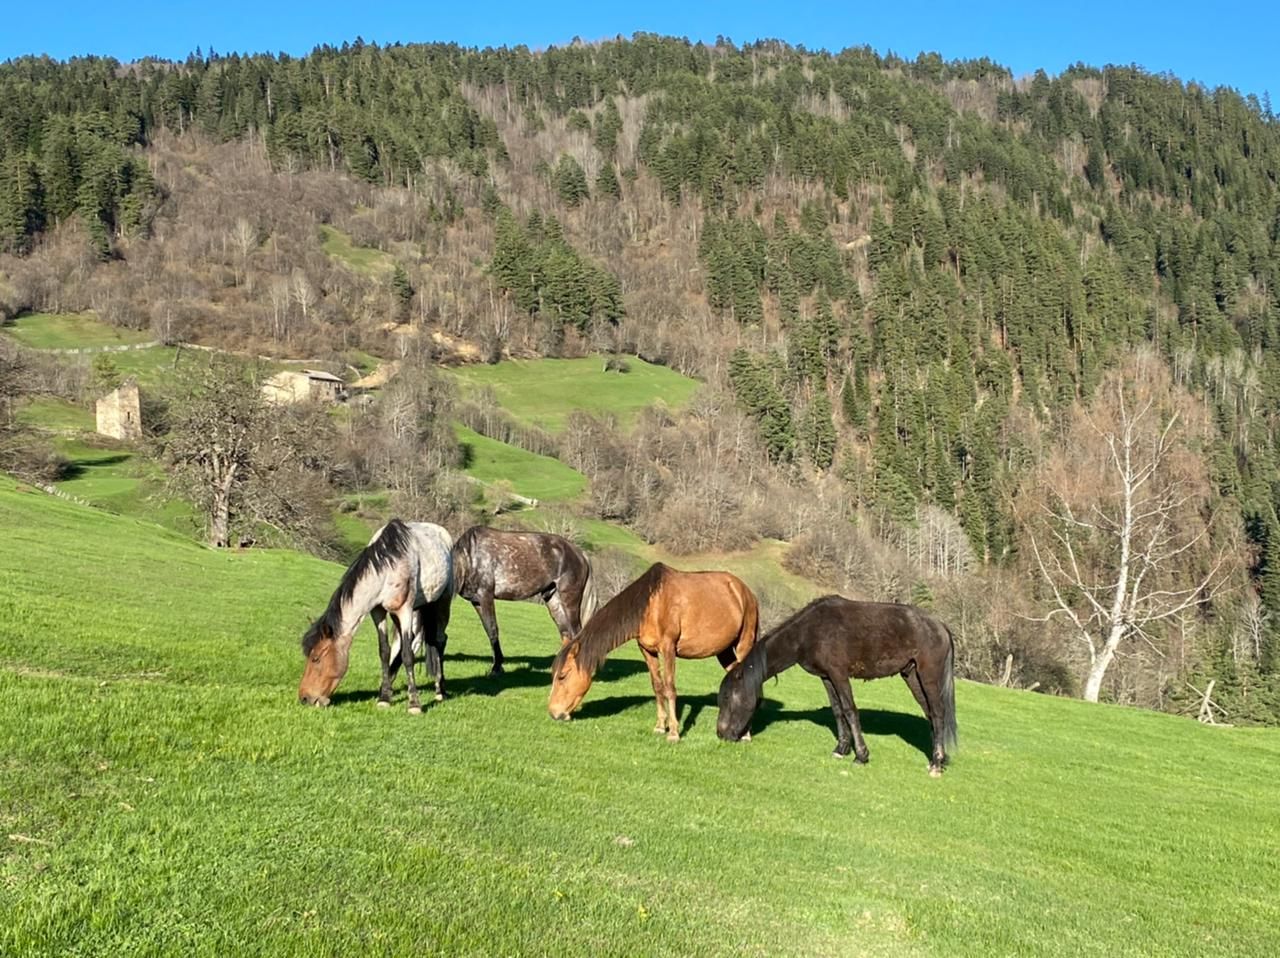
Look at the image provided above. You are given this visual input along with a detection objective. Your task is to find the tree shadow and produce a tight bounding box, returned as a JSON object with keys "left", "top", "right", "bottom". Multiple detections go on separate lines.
{"left": 60, "top": 453, "right": 132, "bottom": 479}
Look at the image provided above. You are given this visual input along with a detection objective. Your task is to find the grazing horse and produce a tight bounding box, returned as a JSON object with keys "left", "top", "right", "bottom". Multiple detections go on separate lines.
{"left": 298, "top": 519, "right": 453, "bottom": 713}
{"left": 716, "top": 596, "right": 957, "bottom": 775}
{"left": 548, "top": 563, "right": 758, "bottom": 741}
{"left": 452, "top": 526, "right": 597, "bottom": 675}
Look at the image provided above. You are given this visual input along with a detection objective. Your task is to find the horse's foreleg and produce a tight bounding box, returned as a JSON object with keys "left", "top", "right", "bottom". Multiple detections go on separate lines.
{"left": 834, "top": 679, "right": 869, "bottom": 764}
{"left": 395, "top": 606, "right": 422, "bottom": 714}
{"left": 640, "top": 646, "right": 666, "bottom": 734}
{"left": 821, "top": 676, "right": 853, "bottom": 758}
{"left": 903, "top": 667, "right": 945, "bottom": 776}
{"left": 473, "top": 592, "right": 503, "bottom": 676}
{"left": 373, "top": 607, "right": 393, "bottom": 707}
{"left": 660, "top": 645, "right": 680, "bottom": 743}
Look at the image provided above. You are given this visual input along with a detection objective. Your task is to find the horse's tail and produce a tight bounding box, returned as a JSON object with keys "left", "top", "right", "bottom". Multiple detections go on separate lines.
{"left": 940, "top": 625, "right": 958, "bottom": 751}
{"left": 580, "top": 557, "right": 599, "bottom": 626}
{"left": 737, "top": 580, "right": 760, "bottom": 661}
{"left": 450, "top": 532, "right": 471, "bottom": 598}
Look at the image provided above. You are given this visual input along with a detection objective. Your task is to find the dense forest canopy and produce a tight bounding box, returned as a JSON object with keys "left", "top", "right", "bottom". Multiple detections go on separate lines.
{"left": 3, "top": 35, "right": 1280, "bottom": 719}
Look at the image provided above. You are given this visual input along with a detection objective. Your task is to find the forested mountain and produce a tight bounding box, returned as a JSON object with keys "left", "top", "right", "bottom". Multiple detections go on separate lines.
{"left": 3, "top": 35, "right": 1280, "bottom": 720}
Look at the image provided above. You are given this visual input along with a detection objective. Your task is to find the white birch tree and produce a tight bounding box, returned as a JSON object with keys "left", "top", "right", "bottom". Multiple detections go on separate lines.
{"left": 1021, "top": 352, "right": 1239, "bottom": 702}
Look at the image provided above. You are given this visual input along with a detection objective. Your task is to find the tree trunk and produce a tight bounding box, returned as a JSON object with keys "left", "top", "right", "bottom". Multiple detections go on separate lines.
{"left": 209, "top": 466, "right": 236, "bottom": 548}
{"left": 210, "top": 492, "right": 231, "bottom": 548}
{"left": 1082, "top": 622, "right": 1125, "bottom": 702}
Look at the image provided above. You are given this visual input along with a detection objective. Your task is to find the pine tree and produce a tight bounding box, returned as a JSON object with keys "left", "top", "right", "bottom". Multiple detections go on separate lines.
{"left": 595, "top": 164, "right": 621, "bottom": 199}
{"left": 800, "top": 391, "right": 837, "bottom": 469}
{"left": 553, "top": 155, "right": 590, "bottom": 207}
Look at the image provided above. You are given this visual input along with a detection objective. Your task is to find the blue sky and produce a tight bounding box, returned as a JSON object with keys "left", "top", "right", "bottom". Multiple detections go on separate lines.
{"left": 5, "top": 1, "right": 1276, "bottom": 101}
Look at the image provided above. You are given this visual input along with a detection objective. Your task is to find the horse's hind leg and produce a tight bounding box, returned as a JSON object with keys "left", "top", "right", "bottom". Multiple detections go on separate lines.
{"left": 472, "top": 591, "right": 504, "bottom": 675}
{"left": 373, "top": 607, "right": 394, "bottom": 707}
{"left": 428, "top": 596, "right": 450, "bottom": 701}
{"left": 833, "top": 679, "right": 870, "bottom": 764}
{"left": 821, "top": 676, "right": 853, "bottom": 758}
{"left": 903, "top": 665, "right": 946, "bottom": 777}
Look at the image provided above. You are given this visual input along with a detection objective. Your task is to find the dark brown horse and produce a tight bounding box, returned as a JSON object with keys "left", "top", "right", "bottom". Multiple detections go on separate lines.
{"left": 452, "top": 526, "right": 597, "bottom": 674}
{"left": 716, "top": 596, "right": 957, "bottom": 776}
{"left": 548, "top": 563, "right": 758, "bottom": 741}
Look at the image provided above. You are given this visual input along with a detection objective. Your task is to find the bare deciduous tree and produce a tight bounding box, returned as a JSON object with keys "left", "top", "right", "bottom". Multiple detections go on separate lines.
{"left": 1020, "top": 352, "right": 1241, "bottom": 703}
{"left": 160, "top": 361, "right": 334, "bottom": 550}
{"left": 290, "top": 269, "right": 317, "bottom": 324}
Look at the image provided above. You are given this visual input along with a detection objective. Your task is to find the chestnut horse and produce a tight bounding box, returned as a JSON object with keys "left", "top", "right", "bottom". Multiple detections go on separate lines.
{"left": 548, "top": 563, "right": 758, "bottom": 741}
{"left": 299, "top": 519, "right": 452, "bottom": 712}
{"left": 716, "top": 596, "right": 957, "bottom": 776}
{"left": 452, "top": 526, "right": 597, "bottom": 675}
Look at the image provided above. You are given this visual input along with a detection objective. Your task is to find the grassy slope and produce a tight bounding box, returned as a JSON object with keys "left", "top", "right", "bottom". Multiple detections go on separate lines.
{"left": 318, "top": 225, "right": 393, "bottom": 275}
{"left": 2, "top": 478, "right": 1278, "bottom": 957}
{"left": 452, "top": 357, "right": 701, "bottom": 432}
{"left": 2, "top": 313, "right": 153, "bottom": 350}
{"left": 455, "top": 423, "right": 586, "bottom": 503}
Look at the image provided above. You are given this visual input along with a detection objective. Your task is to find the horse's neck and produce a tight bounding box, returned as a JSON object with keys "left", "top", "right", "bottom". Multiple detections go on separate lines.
{"left": 337, "top": 571, "right": 386, "bottom": 636}
{"left": 762, "top": 636, "right": 799, "bottom": 679}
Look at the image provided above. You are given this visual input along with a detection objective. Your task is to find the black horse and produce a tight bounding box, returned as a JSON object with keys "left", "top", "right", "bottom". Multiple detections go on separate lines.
{"left": 452, "top": 526, "right": 597, "bottom": 675}
{"left": 716, "top": 596, "right": 958, "bottom": 776}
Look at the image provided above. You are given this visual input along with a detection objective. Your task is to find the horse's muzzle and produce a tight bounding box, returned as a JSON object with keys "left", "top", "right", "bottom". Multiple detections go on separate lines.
{"left": 299, "top": 694, "right": 331, "bottom": 707}
{"left": 548, "top": 708, "right": 571, "bottom": 722}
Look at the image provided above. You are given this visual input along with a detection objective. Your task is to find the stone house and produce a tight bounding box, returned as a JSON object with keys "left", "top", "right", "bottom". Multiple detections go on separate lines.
{"left": 262, "top": 368, "right": 347, "bottom": 405}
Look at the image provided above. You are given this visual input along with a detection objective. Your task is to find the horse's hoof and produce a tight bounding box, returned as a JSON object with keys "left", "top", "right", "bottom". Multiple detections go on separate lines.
{"left": 928, "top": 766, "right": 943, "bottom": 779}
{"left": 854, "top": 754, "right": 870, "bottom": 765}
{"left": 653, "top": 726, "right": 666, "bottom": 735}
{"left": 666, "top": 732, "right": 680, "bottom": 743}
{"left": 407, "top": 705, "right": 423, "bottom": 715}
{"left": 741, "top": 731, "right": 751, "bottom": 742}
{"left": 376, "top": 700, "right": 391, "bottom": 709}
{"left": 488, "top": 666, "right": 505, "bottom": 677}
{"left": 434, "top": 693, "right": 445, "bottom": 702}
{"left": 832, "top": 750, "right": 846, "bottom": 760}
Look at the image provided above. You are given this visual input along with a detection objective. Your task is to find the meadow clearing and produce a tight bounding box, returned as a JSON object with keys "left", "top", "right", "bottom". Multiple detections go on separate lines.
{"left": 2, "top": 476, "right": 1278, "bottom": 956}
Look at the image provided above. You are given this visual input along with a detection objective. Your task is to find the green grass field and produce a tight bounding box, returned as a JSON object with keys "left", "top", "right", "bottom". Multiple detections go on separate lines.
{"left": 2, "top": 313, "right": 154, "bottom": 350}
{"left": 318, "top": 225, "right": 394, "bottom": 275}
{"left": 452, "top": 357, "right": 701, "bottom": 432}
{"left": 2, "top": 476, "right": 1278, "bottom": 956}
{"left": 456, "top": 423, "right": 587, "bottom": 504}
{"left": 16, "top": 397, "right": 95, "bottom": 433}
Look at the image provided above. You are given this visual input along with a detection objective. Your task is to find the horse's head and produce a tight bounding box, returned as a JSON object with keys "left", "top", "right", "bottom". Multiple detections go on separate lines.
{"left": 548, "top": 641, "right": 592, "bottom": 720}
{"left": 299, "top": 621, "right": 351, "bottom": 707}
{"left": 716, "top": 645, "right": 766, "bottom": 741}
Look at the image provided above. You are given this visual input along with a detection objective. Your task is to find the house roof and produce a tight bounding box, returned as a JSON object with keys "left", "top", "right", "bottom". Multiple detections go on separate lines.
{"left": 301, "top": 369, "right": 345, "bottom": 383}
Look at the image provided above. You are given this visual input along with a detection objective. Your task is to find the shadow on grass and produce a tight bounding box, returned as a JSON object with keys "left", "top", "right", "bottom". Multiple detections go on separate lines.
{"left": 60, "top": 453, "right": 133, "bottom": 479}
{"left": 749, "top": 698, "right": 935, "bottom": 759}
{"left": 571, "top": 688, "right": 935, "bottom": 761}
{"left": 323, "top": 650, "right": 649, "bottom": 707}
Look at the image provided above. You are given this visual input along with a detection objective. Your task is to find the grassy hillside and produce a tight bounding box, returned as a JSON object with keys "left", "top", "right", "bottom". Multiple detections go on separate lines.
{"left": 452, "top": 357, "right": 700, "bottom": 432}
{"left": 2, "top": 477, "right": 1277, "bottom": 957}
{"left": 455, "top": 423, "right": 586, "bottom": 503}
{"left": 2, "top": 312, "right": 154, "bottom": 350}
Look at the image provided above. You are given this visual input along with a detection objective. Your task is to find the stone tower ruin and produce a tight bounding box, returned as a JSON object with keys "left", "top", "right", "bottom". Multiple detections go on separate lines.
{"left": 96, "top": 381, "right": 142, "bottom": 441}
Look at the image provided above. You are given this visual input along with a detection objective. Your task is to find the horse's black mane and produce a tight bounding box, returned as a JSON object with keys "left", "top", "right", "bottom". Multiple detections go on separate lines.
{"left": 302, "top": 519, "right": 413, "bottom": 652}
{"left": 553, "top": 562, "right": 667, "bottom": 676}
